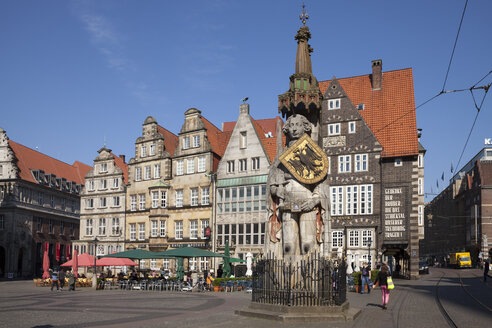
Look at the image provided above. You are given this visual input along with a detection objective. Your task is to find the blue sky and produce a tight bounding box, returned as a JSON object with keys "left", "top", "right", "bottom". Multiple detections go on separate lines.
{"left": 1, "top": 0, "right": 491, "bottom": 202}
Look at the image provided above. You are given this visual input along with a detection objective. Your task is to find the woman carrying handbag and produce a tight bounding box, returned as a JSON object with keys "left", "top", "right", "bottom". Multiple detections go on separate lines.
{"left": 373, "top": 264, "right": 393, "bottom": 309}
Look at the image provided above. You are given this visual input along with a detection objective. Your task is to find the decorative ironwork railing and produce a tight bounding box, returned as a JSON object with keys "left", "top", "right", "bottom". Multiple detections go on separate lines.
{"left": 252, "top": 254, "right": 346, "bottom": 306}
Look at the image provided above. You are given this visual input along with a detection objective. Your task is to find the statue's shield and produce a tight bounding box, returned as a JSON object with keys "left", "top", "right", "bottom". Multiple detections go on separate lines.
{"left": 279, "top": 134, "right": 329, "bottom": 184}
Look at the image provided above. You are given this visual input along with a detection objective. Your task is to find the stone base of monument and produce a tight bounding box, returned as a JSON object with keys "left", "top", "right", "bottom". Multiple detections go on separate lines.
{"left": 235, "top": 301, "right": 361, "bottom": 322}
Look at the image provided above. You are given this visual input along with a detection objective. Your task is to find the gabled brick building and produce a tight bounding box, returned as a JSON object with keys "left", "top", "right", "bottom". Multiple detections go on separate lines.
{"left": 0, "top": 128, "right": 91, "bottom": 278}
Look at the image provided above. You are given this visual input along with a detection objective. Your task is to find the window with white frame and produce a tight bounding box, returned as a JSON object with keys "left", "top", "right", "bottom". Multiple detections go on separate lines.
{"left": 88, "top": 180, "right": 95, "bottom": 191}
{"left": 144, "top": 166, "right": 151, "bottom": 180}
{"left": 190, "top": 220, "right": 198, "bottom": 239}
{"left": 130, "top": 223, "right": 136, "bottom": 241}
{"left": 99, "top": 197, "right": 107, "bottom": 208}
{"left": 175, "top": 221, "right": 183, "bottom": 239}
{"left": 349, "top": 230, "right": 360, "bottom": 247}
{"left": 239, "top": 158, "right": 247, "bottom": 172}
{"left": 395, "top": 158, "right": 402, "bottom": 167}
{"left": 100, "top": 179, "right": 107, "bottom": 190}
{"left": 418, "top": 205, "right": 424, "bottom": 226}
{"left": 189, "top": 257, "right": 198, "bottom": 271}
{"left": 150, "top": 258, "right": 157, "bottom": 270}
{"left": 161, "top": 191, "right": 167, "bottom": 208}
{"left": 418, "top": 178, "right": 424, "bottom": 195}
{"left": 141, "top": 145, "right": 147, "bottom": 157}
{"left": 130, "top": 195, "right": 137, "bottom": 211}
{"left": 139, "top": 259, "right": 146, "bottom": 270}
{"left": 355, "top": 154, "right": 368, "bottom": 172}
{"left": 418, "top": 154, "right": 424, "bottom": 168}
{"left": 135, "top": 167, "right": 142, "bottom": 181}
{"left": 86, "top": 219, "right": 93, "bottom": 236}
{"left": 151, "top": 191, "right": 159, "bottom": 208}
{"left": 197, "top": 156, "right": 206, "bottom": 172}
{"left": 187, "top": 158, "right": 194, "bottom": 174}
{"left": 331, "top": 186, "right": 344, "bottom": 216}
{"left": 112, "top": 217, "right": 120, "bottom": 235}
{"left": 86, "top": 198, "right": 94, "bottom": 209}
{"left": 252, "top": 157, "right": 260, "bottom": 170}
{"left": 151, "top": 220, "right": 158, "bottom": 237}
{"left": 348, "top": 121, "right": 356, "bottom": 133}
{"left": 176, "top": 160, "right": 184, "bottom": 175}
{"left": 162, "top": 258, "right": 170, "bottom": 269}
{"left": 153, "top": 164, "right": 161, "bottom": 178}
{"left": 139, "top": 194, "right": 145, "bottom": 210}
{"left": 191, "top": 188, "right": 198, "bottom": 206}
{"left": 149, "top": 144, "right": 155, "bottom": 156}
{"left": 328, "top": 123, "right": 341, "bottom": 135}
{"left": 332, "top": 231, "right": 343, "bottom": 248}
{"left": 175, "top": 190, "right": 183, "bottom": 207}
{"left": 200, "top": 219, "right": 209, "bottom": 239}
{"left": 346, "top": 186, "right": 358, "bottom": 215}
{"left": 100, "top": 163, "right": 108, "bottom": 173}
{"left": 199, "top": 257, "right": 209, "bottom": 271}
{"left": 160, "top": 220, "right": 166, "bottom": 237}
{"left": 112, "top": 196, "right": 120, "bottom": 207}
{"left": 227, "top": 160, "right": 235, "bottom": 173}
{"left": 201, "top": 187, "right": 210, "bottom": 205}
{"left": 362, "top": 230, "right": 373, "bottom": 247}
{"left": 138, "top": 223, "right": 145, "bottom": 240}
{"left": 0, "top": 165, "right": 3, "bottom": 177}
{"left": 240, "top": 131, "right": 247, "bottom": 149}
{"left": 193, "top": 135, "right": 200, "bottom": 148}
{"left": 338, "top": 155, "right": 351, "bottom": 173}
{"left": 98, "top": 218, "right": 106, "bottom": 235}
{"left": 328, "top": 98, "right": 341, "bottom": 109}
{"left": 183, "top": 137, "right": 190, "bottom": 150}
{"left": 331, "top": 185, "right": 373, "bottom": 216}
{"left": 113, "top": 178, "right": 119, "bottom": 188}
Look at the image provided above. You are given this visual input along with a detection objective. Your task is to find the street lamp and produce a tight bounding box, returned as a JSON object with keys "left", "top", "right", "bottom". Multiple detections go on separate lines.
{"left": 367, "top": 237, "right": 372, "bottom": 269}
{"left": 93, "top": 237, "right": 98, "bottom": 289}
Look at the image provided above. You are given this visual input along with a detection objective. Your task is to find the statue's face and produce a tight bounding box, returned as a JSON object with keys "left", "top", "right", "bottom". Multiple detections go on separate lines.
{"left": 287, "top": 116, "right": 305, "bottom": 140}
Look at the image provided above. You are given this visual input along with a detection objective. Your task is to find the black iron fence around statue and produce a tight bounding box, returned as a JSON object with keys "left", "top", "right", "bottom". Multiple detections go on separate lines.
{"left": 251, "top": 254, "right": 346, "bottom": 306}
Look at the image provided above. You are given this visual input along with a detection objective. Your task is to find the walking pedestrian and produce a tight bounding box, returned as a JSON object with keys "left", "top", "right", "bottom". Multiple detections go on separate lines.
{"left": 484, "top": 259, "right": 490, "bottom": 282}
{"left": 360, "top": 262, "right": 371, "bottom": 294}
{"left": 59, "top": 269, "right": 66, "bottom": 291}
{"left": 373, "top": 264, "right": 391, "bottom": 309}
{"left": 67, "top": 270, "right": 76, "bottom": 291}
{"left": 51, "top": 269, "right": 59, "bottom": 291}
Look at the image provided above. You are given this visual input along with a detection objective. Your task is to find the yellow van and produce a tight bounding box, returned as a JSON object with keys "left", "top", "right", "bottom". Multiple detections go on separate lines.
{"left": 449, "top": 252, "right": 472, "bottom": 268}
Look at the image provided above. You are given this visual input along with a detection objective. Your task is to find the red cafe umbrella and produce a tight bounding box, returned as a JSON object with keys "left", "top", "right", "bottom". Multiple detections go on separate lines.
{"left": 97, "top": 257, "right": 138, "bottom": 267}
{"left": 42, "top": 246, "right": 50, "bottom": 279}
{"left": 73, "top": 249, "right": 79, "bottom": 278}
{"left": 61, "top": 253, "right": 95, "bottom": 267}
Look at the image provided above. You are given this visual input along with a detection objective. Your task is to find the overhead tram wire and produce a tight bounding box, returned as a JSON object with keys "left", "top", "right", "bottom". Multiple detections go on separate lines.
{"left": 441, "top": 0, "right": 469, "bottom": 93}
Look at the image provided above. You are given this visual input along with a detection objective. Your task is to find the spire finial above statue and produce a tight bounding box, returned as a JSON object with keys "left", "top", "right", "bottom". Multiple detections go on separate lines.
{"left": 299, "top": 3, "right": 309, "bottom": 26}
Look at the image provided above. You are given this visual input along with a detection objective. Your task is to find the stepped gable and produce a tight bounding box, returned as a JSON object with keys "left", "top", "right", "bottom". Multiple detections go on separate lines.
{"left": 111, "top": 153, "right": 129, "bottom": 184}
{"left": 8, "top": 140, "right": 91, "bottom": 184}
{"left": 319, "top": 68, "right": 418, "bottom": 158}
{"left": 200, "top": 116, "right": 229, "bottom": 157}
{"left": 156, "top": 125, "right": 179, "bottom": 157}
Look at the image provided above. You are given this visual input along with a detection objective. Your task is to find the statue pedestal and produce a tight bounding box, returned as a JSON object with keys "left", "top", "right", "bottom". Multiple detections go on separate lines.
{"left": 235, "top": 302, "right": 360, "bottom": 322}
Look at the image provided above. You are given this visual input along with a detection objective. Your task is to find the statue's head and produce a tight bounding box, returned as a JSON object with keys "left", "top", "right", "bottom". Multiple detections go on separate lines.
{"left": 283, "top": 114, "right": 312, "bottom": 142}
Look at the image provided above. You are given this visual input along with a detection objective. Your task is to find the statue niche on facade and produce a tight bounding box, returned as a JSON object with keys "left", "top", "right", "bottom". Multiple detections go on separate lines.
{"left": 266, "top": 114, "right": 330, "bottom": 261}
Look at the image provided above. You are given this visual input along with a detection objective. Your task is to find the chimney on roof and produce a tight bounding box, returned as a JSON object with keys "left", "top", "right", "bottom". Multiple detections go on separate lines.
{"left": 119, "top": 155, "right": 126, "bottom": 163}
{"left": 240, "top": 103, "right": 249, "bottom": 115}
{"left": 371, "top": 59, "right": 382, "bottom": 90}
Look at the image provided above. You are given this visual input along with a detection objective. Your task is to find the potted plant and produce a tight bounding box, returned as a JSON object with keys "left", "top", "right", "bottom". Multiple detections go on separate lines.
{"left": 212, "top": 278, "right": 222, "bottom": 292}
{"left": 352, "top": 272, "right": 362, "bottom": 293}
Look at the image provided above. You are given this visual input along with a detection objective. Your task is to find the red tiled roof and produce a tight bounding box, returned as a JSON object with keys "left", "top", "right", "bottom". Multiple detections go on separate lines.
{"left": 319, "top": 68, "right": 418, "bottom": 158}
{"left": 223, "top": 117, "right": 283, "bottom": 138}
{"left": 111, "top": 153, "right": 129, "bottom": 184}
{"left": 201, "top": 117, "right": 230, "bottom": 157}
{"left": 157, "top": 125, "right": 179, "bottom": 157}
{"left": 9, "top": 140, "right": 91, "bottom": 185}
{"left": 249, "top": 117, "right": 285, "bottom": 163}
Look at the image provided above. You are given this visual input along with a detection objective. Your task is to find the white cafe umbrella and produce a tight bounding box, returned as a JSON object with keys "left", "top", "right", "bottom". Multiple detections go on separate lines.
{"left": 246, "top": 252, "right": 253, "bottom": 277}
{"left": 354, "top": 252, "right": 360, "bottom": 272}
{"left": 337, "top": 247, "right": 343, "bottom": 259}
{"left": 346, "top": 251, "right": 353, "bottom": 275}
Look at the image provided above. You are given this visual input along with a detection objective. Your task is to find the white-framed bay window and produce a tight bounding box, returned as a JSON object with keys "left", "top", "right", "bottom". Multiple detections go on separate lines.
{"left": 331, "top": 185, "right": 373, "bottom": 216}
{"left": 332, "top": 231, "right": 343, "bottom": 248}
